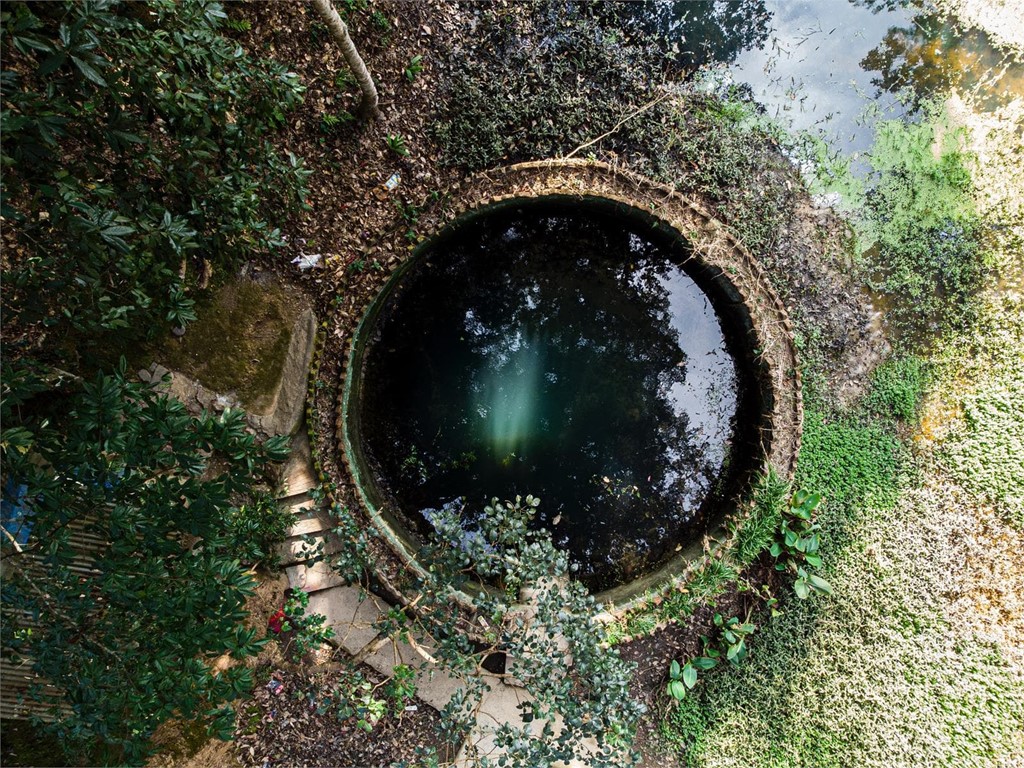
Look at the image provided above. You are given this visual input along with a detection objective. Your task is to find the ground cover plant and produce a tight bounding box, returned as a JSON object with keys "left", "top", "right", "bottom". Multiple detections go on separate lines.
{"left": 655, "top": 95, "right": 1024, "bottom": 768}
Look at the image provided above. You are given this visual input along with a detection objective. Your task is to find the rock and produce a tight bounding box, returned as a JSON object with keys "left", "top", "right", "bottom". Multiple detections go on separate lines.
{"left": 255, "top": 308, "right": 317, "bottom": 437}
{"left": 171, "top": 326, "right": 186, "bottom": 337}
{"left": 137, "top": 369, "right": 152, "bottom": 383}
{"left": 149, "top": 364, "right": 169, "bottom": 383}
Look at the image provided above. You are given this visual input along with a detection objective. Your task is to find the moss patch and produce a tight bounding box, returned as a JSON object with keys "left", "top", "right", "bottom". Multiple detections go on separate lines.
{"left": 149, "top": 278, "right": 305, "bottom": 413}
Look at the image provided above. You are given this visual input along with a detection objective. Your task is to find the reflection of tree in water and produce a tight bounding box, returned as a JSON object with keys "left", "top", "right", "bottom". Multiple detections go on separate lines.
{"left": 605, "top": 0, "right": 772, "bottom": 73}
{"left": 362, "top": 208, "right": 729, "bottom": 590}
{"left": 860, "top": 10, "right": 1024, "bottom": 107}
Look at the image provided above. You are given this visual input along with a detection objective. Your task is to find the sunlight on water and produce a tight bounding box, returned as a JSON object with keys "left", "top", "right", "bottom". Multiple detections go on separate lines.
{"left": 479, "top": 331, "right": 545, "bottom": 458}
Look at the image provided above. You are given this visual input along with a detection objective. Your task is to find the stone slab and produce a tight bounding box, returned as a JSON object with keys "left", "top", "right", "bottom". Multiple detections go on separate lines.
{"left": 306, "top": 586, "right": 383, "bottom": 655}
{"left": 285, "top": 560, "right": 344, "bottom": 592}
{"left": 254, "top": 308, "right": 317, "bottom": 437}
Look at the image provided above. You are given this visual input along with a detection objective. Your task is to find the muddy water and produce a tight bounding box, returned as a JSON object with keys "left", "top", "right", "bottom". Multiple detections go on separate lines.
{"left": 357, "top": 201, "right": 760, "bottom": 591}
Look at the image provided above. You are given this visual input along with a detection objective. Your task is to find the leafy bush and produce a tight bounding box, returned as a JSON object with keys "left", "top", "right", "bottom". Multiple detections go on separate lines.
{"left": 225, "top": 491, "right": 295, "bottom": 568}
{"left": 350, "top": 495, "right": 645, "bottom": 767}
{"left": 278, "top": 588, "right": 334, "bottom": 662}
{"left": 1, "top": 0, "right": 309, "bottom": 358}
{"left": 0, "top": 361, "right": 289, "bottom": 764}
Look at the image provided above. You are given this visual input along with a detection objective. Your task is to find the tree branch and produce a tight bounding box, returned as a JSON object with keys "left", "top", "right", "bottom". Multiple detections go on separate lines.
{"left": 565, "top": 91, "right": 672, "bottom": 159}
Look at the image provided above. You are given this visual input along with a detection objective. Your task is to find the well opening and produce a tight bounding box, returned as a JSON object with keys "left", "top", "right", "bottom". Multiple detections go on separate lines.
{"left": 335, "top": 161, "right": 802, "bottom": 608}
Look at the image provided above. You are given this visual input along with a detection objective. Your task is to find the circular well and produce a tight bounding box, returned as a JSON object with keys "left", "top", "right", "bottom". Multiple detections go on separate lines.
{"left": 345, "top": 196, "right": 764, "bottom": 594}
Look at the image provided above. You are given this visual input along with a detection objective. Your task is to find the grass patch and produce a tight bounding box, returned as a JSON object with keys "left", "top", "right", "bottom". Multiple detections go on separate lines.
{"left": 658, "top": 486, "right": 1024, "bottom": 768}
{"left": 147, "top": 278, "right": 302, "bottom": 411}
{"left": 733, "top": 471, "right": 789, "bottom": 565}
{"left": 796, "top": 403, "right": 902, "bottom": 514}
{"left": 865, "top": 355, "right": 930, "bottom": 422}
{"left": 940, "top": 352, "right": 1024, "bottom": 528}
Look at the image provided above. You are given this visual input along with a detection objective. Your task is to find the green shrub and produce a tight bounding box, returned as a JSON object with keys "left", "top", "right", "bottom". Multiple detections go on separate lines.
{"left": 1, "top": 0, "right": 309, "bottom": 358}
{"left": 225, "top": 491, "right": 294, "bottom": 568}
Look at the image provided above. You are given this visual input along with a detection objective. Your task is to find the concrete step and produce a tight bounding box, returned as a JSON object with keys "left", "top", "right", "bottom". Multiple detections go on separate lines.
{"left": 277, "top": 531, "right": 344, "bottom": 566}
{"left": 285, "top": 560, "right": 345, "bottom": 592}
{"left": 307, "top": 586, "right": 384, "bottom": 656}
{"left": 287, "top": 515, "right": 331, "bottom": 539}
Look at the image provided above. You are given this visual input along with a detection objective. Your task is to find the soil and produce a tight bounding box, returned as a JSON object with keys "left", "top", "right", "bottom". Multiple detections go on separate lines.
{"left": 155, "top": 1, "right": 886, "bottom": 765}
{"left": 233, "top": 663, "right": 451, "bottom": 768}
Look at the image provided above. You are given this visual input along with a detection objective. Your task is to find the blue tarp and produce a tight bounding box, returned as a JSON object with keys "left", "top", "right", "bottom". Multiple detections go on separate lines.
{"left": 1, "top": 479, "right": 33, "bottom": 546}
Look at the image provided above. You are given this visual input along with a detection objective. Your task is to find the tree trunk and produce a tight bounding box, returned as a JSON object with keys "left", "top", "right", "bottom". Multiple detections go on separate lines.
{"left": 310, "top": 0, "right": 379, "bottom": 119}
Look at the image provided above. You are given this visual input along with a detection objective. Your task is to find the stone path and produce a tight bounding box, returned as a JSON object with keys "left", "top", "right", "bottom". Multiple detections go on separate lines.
{"left": 275, "top": 429, "right": 590, "bottom": 766}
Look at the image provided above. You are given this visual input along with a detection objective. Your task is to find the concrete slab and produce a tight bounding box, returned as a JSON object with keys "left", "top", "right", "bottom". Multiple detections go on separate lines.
{"left": 285, "top": 560, "right": 345, "bottom": 592}
{"left": 361, "top": 633, "right": 468, "bottom": 712}
{"left": 307, "top": 586, "right": 384, "bottom": 655}
{"left": 277, "top": 532, "right": 343, "bottom": 566}
{"left": 287, "top": 515, "right": 331, "bottom": 539}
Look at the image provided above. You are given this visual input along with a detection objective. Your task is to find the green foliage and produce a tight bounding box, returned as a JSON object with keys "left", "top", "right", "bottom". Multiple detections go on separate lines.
{"left": 798, "top": 403, "right": 902, "bottom": 513}
{"left": 354, "top": 495, "right": 644, "bottom": 767}
{"left": 370, "top": 9, "right": 391, "bottom": 33}
{"left": 770, "top": 491, "right": 833, "bottom": 599}
{"left": 278, "top": 589, "right": 334, "bottom": 662}
{"left": 432, "top": 2, "right": 671, "bottom": 172}
{"left": 224, "top": 491, "right": 294, "bottom": 568}
{"left": 385, "top": 133, "right": 410, "bottom": 157}
{"left": 320, "top": 109, "right": 355, "bottom": 133}
{"left": 404, "top": 54, "right": 424, "bottom": 82}
{"left": 320, "top": 495, "right": 375, "bottom": 585}
{"left": 734, "top": 470, "right": 789, "bottom": 564}
{"left": 659, "top": 692, "right": 709, "bottom": 764}
{"left": 866, "top": 356, "right": 930, "bottom": 422}
{"left": 711, "top": 611, "right": 756, "bottom": 664}
{"left": 667, "top": 658, "right": 702, "bottom": 701}
{"left": 0, "top": 0, "right": 309, "bottom": 356}
{"left": 666, "top": 609, "right": 756, "bottom": 705}
{"left": 383, "top": 663, "right": 418, "bottom": 715}
{"left": 0, "top": 361, "right": 287, "bottom": 765}
{"left": 941, "top": 361, "right": 1024, "bottom": 528}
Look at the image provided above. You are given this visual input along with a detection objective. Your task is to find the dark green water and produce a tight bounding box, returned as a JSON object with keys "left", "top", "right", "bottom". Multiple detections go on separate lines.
{"left": 358, "top": 201, "right": 759, "bottom": 591}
